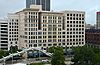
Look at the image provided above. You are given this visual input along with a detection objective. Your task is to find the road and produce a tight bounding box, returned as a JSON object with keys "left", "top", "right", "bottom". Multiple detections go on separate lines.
{"left": 0, "top": 56, "right": 74, "bottom": 65}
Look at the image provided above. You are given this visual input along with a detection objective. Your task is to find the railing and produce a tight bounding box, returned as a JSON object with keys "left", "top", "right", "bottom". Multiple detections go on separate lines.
{"left": 0, "top": 47, "right": 52, "bottom": 63}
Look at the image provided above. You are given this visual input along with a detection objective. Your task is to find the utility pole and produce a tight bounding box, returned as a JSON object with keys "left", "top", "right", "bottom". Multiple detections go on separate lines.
{"left": 3, "top": 56, "right": 5, "bottom": 65}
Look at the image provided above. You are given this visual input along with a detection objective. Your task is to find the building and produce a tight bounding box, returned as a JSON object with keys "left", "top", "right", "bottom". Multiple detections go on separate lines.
{"left": 26, "top": 0, "right": 50, "bottom": 11}
{"left": 86, "top": 29, "right": 100, "bottom": 48}
{"left": 85, "top": 23, "right": 95, "bottom": 29}
{"left": 0, "top": 5, "right": 85, "bottom": 51}
{"left": 63, "top": 11, "right": 85, "bottom": 49}
{"left": 0, "top": 20, "right": 8, "bottom": 50}
{"left": 7, "top": 5, "right": 85, "bottom": 51}
{"left": 8, "top": 14, "right": 19, "bottom": 50}
{"left": 96, "top": 12, "right": 100, "bottom": 29}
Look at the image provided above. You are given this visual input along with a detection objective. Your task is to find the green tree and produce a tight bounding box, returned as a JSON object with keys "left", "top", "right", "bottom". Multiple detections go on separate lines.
{"left": 0, "top": 49, "right": 9, "bottom": 59}
{"left": 72, "top": 46, "right": 100, "bottom": 65}
{"left": 49, "top": 46, "right": 66, "bottom": 65}
{"left": 9, "top": 46, "right": 18, "bottom": 53}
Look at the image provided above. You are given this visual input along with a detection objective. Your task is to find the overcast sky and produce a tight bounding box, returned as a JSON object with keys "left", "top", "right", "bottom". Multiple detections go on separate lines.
{"left": 0, "top": 0, "right": 100, "bottom": 24}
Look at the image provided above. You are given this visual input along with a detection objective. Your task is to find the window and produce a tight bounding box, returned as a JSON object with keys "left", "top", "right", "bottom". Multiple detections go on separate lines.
{"left": 79, "top": 18, "right": 81, "bottom": 20}
{"left": 48, "top": 40, "right": 52, "bottom": 42}
{"left": 67, "top": 14, "right": 69, "bottom": 16}
{"left": 70, "top": 14, "right": 72, "bottom": 16}
{"left": 67, "top": 24, "right": 69, "bottom": 27}
{"left": 70, "top": 17, "right": 72, "bottom": 20}
{"left": 67, "top": 17, "right": 69, "bottom": 20}
{"left": 70, "top": 43, "right": 72, "bottom": 45}
{"left": 10, "top": 42, "right": 12, "bottom": 44}
{"left": 38, "top": 36, "right": 42, "bottom": 39}
{"left": 15, "top": 42, "right": 17, "bottom": 44}
{"left": 38, "top": 32, "right": 42, "bottom": 35}
{"left": 67, "top": 43, "right": 69, "bottom": 45}
{"left": 73, "top": 14, "right": 75, "bottom": 16}
{"left": 63, "top": 43, "right": 65, "bottom": 45}
{"left": 48, "top": 36, "right": 52, "bottom": 38}
{"left": 73, "top": 18, "right": 75, "bottom": 20}
{"left": 43, "top": 44, "right": 46, "bottom": 46}
{"left": 12, "top": 19, "right": 14, "bottom": 21}
{"left": 76, "top": 14, "right": 78, "bottom": 16}
{"left": 53, "top": 44, "right": 57, "bottom": 46}
{"left": 34, "top": 44, "right": 37, "bottom": 47}
{"left": 67, "top": 36, "right": 69, "bottom": 38}
{"left": 48, "top": 44, "right": 52, "bottom": 46}
{"left": 67, "top": 21, "right": 69, "bottom": 23}
{"left": 25, "top": 40, "right": 27, "bottom": 43}
{"left": 25, "top": 24, "right": 28, "bottom": 26}
{"left": 38, "top": 44, "right": 42, "bottom": 46}
{"left": 82, "top": 18, "right": 84, "bottom": 20}
{"left": 38, "top": 40, "right": 42, "bottom": 43}
{"left": 63, "top": 32, "right": 65, "bottom": 34}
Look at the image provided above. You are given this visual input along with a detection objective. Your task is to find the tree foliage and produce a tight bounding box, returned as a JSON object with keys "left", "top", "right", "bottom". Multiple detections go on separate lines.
{"left": 48, "top": 46, "right": 66, "bottom": 65}
{"left": 9, "top": 46, "right": 18, "bottom": 53}
{"left": 0, "top": 49, "right": 9, "bottom": 59}
{"left": 72, "top": 46, "right": 100, "bottom": 65}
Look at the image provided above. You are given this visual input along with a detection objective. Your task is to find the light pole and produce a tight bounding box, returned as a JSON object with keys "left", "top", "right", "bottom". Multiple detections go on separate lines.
{"left": 25, "top": 50, "right": 28, "bottom": 64}
{"left": 38, "top": 50, "right": 40, "bottom": 60}
{"left": 9, "top": 53, "right": 13, "bottom": 64}
{"left": 12, "top": 55, "right": 13, "bottom": 64}
{"left": 2, "top": 56, "right": 5, "bottom": 65}
{"left": 10, "top": 46, "right": 13, "bottom": 64}
{"left": 4, "top": 59, "right": 5, "bottom": 65}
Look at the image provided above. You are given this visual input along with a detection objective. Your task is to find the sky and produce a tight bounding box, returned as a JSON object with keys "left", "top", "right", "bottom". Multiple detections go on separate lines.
{"left": 0, "top": 0, "right": 100, "bottom": 24}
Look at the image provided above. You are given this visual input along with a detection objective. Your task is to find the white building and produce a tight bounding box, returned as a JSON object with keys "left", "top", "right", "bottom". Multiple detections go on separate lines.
{"left": 0, "top": 20, "right": 8, "bottom": 50}
{"left": 7, "top": 5, "right": 85, "bottom": 51}
{"left": 7, "top": 14, "right": 19, "bottom": 50}
{"left": 0, "top": 5, "right": 85, "bottom": 51}
{"left": 64, "top": 11, "right": 85, "bottom": 49}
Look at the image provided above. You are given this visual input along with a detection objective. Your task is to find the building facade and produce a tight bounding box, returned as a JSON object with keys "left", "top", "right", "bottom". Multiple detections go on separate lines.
{"left": 8, "top": 14, "right": 19, "bottom": 50}
{"left": 0, "top": 20, "right": 8, "bottom": 50}
{"left": 64, "top": 11, "right": 85, "bottom": 49}
{"left": 0, "top": 6, "right": 85, "bottom": 51}
{"left": 6, "top": 6, "right": 85, "bottom": 51}
{"left": 26, "top": 0, "right": 50, "bottom": 11}
{"left": 96, "top": 12, "right": 100, "bottom": 29}
{"left": 86, "top": 29, "right": 100, "bottom": 48}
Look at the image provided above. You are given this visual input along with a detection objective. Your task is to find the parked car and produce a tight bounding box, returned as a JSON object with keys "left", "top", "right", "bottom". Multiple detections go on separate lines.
{"left": 42, "top": 59, "right": 49, "bottom": 63}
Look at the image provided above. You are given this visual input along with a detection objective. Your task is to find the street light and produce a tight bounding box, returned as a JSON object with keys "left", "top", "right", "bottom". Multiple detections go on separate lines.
{"left": 25, "top": 49, "right": 28, "bottom": 64}
{"left": 2, "top": 56, "right": 5, "bottom": 65}
{"left": 38, "top": 50, "right": 40, "bottom": 60}
{"left": 9, "top": 53, "right": 13, "bottom": 64}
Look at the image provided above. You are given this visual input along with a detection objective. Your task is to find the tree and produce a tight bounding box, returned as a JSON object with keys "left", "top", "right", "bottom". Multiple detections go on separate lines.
{"left": 72, "top": 46, "right": 100, "bottom": 65}
{"left": 0, "top": 49, "right": 9, "bottom": 59}
{"left": 9, "top": 46, "right": 18, "bottom": 53}
{"left": 48, "top": 46, "right": 66, "bottom": 65}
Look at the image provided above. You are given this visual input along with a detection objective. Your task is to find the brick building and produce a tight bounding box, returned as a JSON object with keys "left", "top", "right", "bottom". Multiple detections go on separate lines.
{"left": 85, "top": 29, "right": 100, "bottom": 48}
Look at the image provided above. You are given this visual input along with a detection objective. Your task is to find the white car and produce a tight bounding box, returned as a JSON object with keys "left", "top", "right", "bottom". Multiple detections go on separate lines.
{"left": 42, "top": 59, "right": 49, "bottom": 63}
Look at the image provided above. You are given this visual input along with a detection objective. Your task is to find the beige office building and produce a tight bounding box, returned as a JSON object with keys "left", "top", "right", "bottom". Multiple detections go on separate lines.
{"left": 8, "top": 5, "right": 85, "bottom": 50}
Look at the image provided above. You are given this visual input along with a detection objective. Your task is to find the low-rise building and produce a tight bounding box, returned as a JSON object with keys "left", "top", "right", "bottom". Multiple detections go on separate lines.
{"left": 86, "top": 29, "right": 100, "bottom": 48}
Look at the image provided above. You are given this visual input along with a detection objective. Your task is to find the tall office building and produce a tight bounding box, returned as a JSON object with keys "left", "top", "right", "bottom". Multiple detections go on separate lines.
{"left": 8, "top": 14, "right": 19, "bottom": 50}
{"left": 96, "top": 12, "right": 100, "bottom": 29}
{"left": 0, "top": 6, "right": 85, "bottom": 51}
{"left": 0, "top": 20, "right": 8, "bottom": 50}
{"left": 63, "top": 11, "right": 85, "bottom": 48}
{"left": 7, "top": 6, "right": 85, "bottom": 50}
{"left": 26, "top": 0, "right": 50, "bottom": 11}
